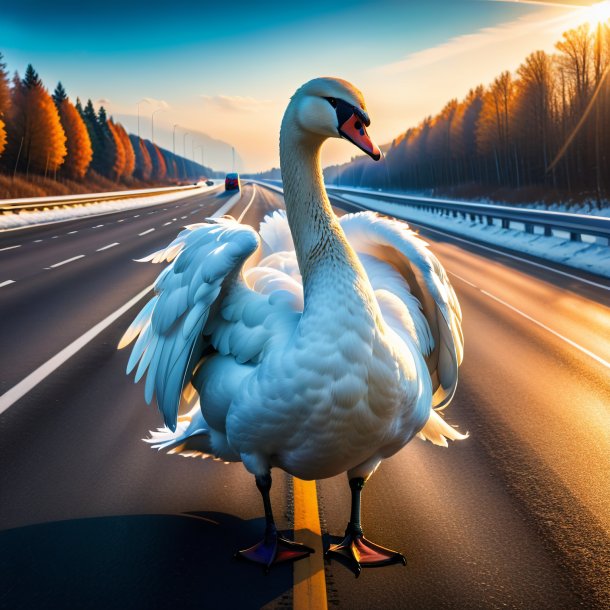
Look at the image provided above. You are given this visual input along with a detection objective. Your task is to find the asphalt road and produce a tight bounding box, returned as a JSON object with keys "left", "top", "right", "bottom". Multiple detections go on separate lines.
{"left": 0, "top": 183, "right": 608, "bottom": 609}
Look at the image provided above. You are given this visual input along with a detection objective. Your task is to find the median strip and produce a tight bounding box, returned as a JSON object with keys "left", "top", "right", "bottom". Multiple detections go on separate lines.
{"left": 46, "top": 255, "right": 85, "bottom": 269}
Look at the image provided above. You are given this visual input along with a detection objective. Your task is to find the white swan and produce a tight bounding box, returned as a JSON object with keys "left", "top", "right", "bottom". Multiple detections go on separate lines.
{"left": 119, "top": 77, "right": 466, "bottom": 573}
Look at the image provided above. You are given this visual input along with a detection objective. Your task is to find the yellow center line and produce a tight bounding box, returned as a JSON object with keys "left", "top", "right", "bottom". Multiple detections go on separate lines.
{"left": 293, "top": 477, "right": 328, "bottom": 610}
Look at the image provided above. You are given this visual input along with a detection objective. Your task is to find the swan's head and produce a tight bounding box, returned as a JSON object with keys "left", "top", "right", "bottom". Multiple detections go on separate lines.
{"left": 287, "top": 77, "right": 381, "bottom": 161}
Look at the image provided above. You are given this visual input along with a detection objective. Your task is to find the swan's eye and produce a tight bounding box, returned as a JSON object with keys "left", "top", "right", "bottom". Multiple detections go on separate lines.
{"left": 325, "top": 97, "right": 337, "bottom": 108}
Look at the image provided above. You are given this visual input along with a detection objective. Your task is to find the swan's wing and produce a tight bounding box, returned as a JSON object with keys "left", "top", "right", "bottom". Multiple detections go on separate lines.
{"left": 118, "top": 218, "right": 259, "bottom": 431}
{"left": 341, "top": 211, "right": 463, "bottom": 410}
{"left": 258, "top": 209, "right": 294, "bottom": 257}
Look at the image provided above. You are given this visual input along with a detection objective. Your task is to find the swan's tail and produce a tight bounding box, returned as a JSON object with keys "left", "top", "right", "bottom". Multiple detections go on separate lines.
{"left": 417, "top": 409, "right": 468, "bottom": 447}
{"left": 145, "top": 404, "right": 215, "bottom": 458}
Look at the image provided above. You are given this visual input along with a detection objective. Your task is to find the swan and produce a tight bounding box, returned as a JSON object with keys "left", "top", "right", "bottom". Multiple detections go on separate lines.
{"left": 119, "top": 77, "right": 466, "bottom": 574}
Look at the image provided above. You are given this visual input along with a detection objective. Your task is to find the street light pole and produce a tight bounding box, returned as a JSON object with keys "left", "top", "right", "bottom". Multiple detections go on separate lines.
{"left": 173, "top": 123, "right": 179, "bottom": 156}
{"left": 151, "top": 108, "right": 164, "bottom": 144}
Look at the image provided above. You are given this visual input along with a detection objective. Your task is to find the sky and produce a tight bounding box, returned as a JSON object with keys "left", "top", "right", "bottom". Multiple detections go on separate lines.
{"left": 1, "top": 0, "right": 606, "bottom": 172}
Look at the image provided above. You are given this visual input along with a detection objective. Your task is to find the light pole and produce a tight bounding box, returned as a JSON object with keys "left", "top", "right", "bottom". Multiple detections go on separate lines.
{"left": 183, "top": 132, "right": 191, "bottom": 179}
{"left": 173, "top": 124, "right": 179, "bottom": 156}
{"left": 151, "top": 108, "right": 165, "bottom": 144}
{"left": 136, "top": 99, "right": 149, "bottom": 139}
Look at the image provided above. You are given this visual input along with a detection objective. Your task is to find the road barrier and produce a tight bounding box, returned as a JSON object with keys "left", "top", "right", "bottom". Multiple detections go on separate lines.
{"left": 324, "top": 186, "right": 610, "bottom": 246}
{"left": 0, "top": 184, "right": 203, "bottom": 215}
{"left": 253, "top": 179, "right": 610, "bottom": 245}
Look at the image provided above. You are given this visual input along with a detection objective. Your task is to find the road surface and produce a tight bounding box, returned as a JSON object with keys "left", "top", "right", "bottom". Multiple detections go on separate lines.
{"left": 1, "top": 183, "right": 608, "bottom": 609}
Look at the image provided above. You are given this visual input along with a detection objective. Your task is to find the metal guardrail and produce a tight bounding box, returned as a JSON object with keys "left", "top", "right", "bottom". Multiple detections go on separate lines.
{"left": 325, "top": 186, "right": 610, "bottom": 246}
{"left": 0, "top": 184, "right": 202, "bottom": 214}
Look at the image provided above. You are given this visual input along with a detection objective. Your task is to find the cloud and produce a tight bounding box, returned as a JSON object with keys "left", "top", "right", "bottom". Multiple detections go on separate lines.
{"left": 96, "top": 98, "right": 111, "bottom": 107}
{"left": 377, "top": 6, "right": 579, "bottom": 74}
{"left": 140, "top": 97, "right": 170, "bottom": 109}
{"left": 201, "top": 94, "right": 273, "bottom": 112}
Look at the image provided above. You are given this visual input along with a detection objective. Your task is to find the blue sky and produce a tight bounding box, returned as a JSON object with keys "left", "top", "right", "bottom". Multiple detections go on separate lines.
{"left": 0, "top": 0, "right": 601, "bottom": 171}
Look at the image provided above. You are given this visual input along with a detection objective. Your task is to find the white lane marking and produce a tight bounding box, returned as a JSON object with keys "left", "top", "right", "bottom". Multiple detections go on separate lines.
{"left": 172, "top": 218, "right": 177, "bottom": 221}
{"left": 449, "top": 271, "right": 610, "bottom": 370}
{"left": 0, "top": 192, "right": 242, "bottom": 416}
{"left": 133, "top": 215, "right": 140, "bottom": 218}
{"left": 51, "top": 236, "right": 58, "bottom": 239}
{"left": 0, "top": 245, "right": 21, "bottom": 252}
{"left": 163, "top": 208, "right": 167, "bottom": 211}
{"left": 46, "top": 255, "right": 85, "bottom": 269}
{"left": 138, "top": 228, "right": 155, "bottom": 236}
{"left": 0, "top": 285, "right": 153, "bottom": 416}
{"left": 330, "top": 192, "right": 610, "bottom": 292}
{"left": 34, "top": 239, "right": 42, "bottom": 243}
{"left": 147, "top": 212, "right": 155, "bottom": 215}
{"left": 180, "top": 215, "right": 187, "bottom": 219}
{"left": 0, "top": 280, "right": 16, "bottom": 288}
{"left": 117, "top": 219, "right": 125, "bottom": 223}
{"left": 68, "top": 230, "right": 78, "bottom": 234}
{"left": 236, "top": 185, "right": 257, "bottom": 223}
{"left": 97, "top": 242, "right": 119, "bottom": 252}
{"left": 163, "top": 222, "right": 172, "bottom": 226}
{"left": 92, "top": 224, "right": 104, "bottom": 228}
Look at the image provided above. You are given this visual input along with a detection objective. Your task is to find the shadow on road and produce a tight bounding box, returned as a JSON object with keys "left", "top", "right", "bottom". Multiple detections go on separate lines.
{"left": 0, "top": 512, "right": 293, "bottom": 610}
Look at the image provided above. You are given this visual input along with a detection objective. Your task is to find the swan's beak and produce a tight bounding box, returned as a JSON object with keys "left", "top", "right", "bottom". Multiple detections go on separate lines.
{"left": 338, "top": 112, "right": 381, "bottom": 161}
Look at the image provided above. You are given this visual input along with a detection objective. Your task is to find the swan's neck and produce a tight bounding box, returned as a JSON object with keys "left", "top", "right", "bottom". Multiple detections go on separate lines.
{"left": 279, "top": 120, "right": 373, "bottom": 310}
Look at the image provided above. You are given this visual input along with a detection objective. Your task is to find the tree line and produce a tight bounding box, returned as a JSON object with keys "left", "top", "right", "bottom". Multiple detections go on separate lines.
{"left": 324, "top": 22, "right": 610, "bottom": 204}
{"left": 0, "top": 57, "right": 208, "bottom": 189}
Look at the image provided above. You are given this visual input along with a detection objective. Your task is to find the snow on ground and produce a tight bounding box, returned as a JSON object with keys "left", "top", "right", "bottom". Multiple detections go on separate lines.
{"left": 0, "top": 182, "right": 223, "bottom": 231}
{"left": 341, "top": 193, "right": 610, "bottom": 280}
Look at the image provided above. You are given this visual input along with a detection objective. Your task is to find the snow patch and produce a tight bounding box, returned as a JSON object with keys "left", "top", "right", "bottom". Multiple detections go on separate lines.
{"left": 0, "top": 182, "right": 223, "bottom": 231}
{"left": 341, "top": 193, "right": 610, "bottom": 279}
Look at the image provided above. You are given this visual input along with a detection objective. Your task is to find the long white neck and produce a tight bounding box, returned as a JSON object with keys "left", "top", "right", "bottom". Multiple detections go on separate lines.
{"left": 279, "top": 108, "right": 374, "bottom": 312}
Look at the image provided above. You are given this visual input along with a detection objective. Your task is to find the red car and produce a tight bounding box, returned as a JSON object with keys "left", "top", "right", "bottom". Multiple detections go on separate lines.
{"left": 225, "top": 173, "right": 240, "bottom": 191}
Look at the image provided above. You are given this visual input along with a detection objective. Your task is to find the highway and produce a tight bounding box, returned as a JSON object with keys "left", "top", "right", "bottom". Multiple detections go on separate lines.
{"left": 1, "top": 183, "right": 608, "bottom": 609}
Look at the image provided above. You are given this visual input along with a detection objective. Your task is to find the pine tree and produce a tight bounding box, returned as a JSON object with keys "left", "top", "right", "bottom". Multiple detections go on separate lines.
{"left": 52, "top": 82, "right": 68, "bottom": 106}
{"left": 54, "top": 84, "right": 92, "bottom": 179}
{"left": 81, "top": 99, "right": 106, "bottom": 176}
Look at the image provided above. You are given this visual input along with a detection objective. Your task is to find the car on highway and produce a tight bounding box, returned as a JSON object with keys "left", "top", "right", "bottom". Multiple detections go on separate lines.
{"left": 225, "top": 173, "right": 240, "bottom": 191}
{"left": 206, "top": 179, "right": 214, "bottom": 186}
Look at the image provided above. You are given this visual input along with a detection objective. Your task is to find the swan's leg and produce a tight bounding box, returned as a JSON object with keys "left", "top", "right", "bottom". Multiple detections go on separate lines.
{"left": 236, "top": 473, "right": 314, "bottom": 571}
{"left": 326, "top": 477, "right": 406, "bottom": 577}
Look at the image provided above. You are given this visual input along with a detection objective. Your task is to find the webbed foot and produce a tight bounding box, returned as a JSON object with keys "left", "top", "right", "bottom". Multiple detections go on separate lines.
{"left": 326, "top": 523, "right": 406, "bottom": 577}
{"left": 236, "top": 524, "right": 314, "bottom": 572}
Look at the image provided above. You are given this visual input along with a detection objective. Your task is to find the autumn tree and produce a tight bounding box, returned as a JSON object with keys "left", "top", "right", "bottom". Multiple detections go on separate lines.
{"left": 114, "top": 122, "right": 135, "bottom": 179}
{"left": 0, "top": 53, "right": 10, "bottom": 158}
{"left": 5, "top": 65, "right": 66, "bottom": 175}
{"left": 52, "top": 82, "right": 92, "bottom": 179}
{"left": 130, "top": 135, "right": 152, "bottom": 180}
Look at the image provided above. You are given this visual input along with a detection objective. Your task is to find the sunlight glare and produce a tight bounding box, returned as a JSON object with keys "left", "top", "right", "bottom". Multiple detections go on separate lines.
{"left": 581, "top": 0, "right": 610, "bottom": 26}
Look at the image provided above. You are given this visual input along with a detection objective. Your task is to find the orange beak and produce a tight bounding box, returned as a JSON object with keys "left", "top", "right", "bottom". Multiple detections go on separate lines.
{"left": 339, "top": 112, "right": 381, "bottom": 161}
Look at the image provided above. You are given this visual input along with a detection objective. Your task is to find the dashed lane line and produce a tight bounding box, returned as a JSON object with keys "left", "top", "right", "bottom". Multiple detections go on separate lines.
{"left": 138, "top": 228, "right": 155, "bottom": 236}
{"left": 46, "top": 255, "right": 85, "bottom": 269}
{"left": 68, "top": 230, "right": 78, "bottom": 234}
{"left": 97, "top": 243, "right": 120, "bottom": 252}
{"left": 163, "top": 222, "right": 172, "bottom": 226}
{"left": 0, "top": 245, "right": 21, "bottom": 252}
{"left": 92, "top": 224, "right": 104, "bottom": 228}
{"left": 0, "top": 280, "right": 16, "bottom": 288}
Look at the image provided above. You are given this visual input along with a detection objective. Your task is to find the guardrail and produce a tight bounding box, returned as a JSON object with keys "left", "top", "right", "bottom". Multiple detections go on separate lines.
{"left": 253, "top": 179, "right": 610, "bottom": 245}
{"left": 325, "top": 186, "right": 610, "bottom": 246}
{"left": 0, "top": 183, "right": 204, "bottom": 215}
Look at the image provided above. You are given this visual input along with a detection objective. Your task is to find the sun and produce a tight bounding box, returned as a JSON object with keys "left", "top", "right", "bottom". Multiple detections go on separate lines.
{"left": 581, "top": 0, "right": 610, "bottom": 26}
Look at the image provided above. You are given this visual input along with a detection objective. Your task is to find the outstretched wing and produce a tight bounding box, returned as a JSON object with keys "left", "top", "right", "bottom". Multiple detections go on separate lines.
{"left": 340, "top": 211, "right": 463, "bottom": 410}
{"left": 118, "top": 218, "right": 259, "bottom": 431}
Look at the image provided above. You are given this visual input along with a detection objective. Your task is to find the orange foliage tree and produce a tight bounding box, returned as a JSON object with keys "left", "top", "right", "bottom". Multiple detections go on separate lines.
{"left": 11, "top": 65, "right": 67, "bottom": 174}
{"left": 114, "top": 122, "right": 135, "bottom": 179}
{"left": 0, "top": 53, "right": 10, "bottom": 158}
{"left": 52, "top": 82, "right": 92, "bottom": 179}
{"left": 107, "top": 119, "right": 126, "bottom": 180}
